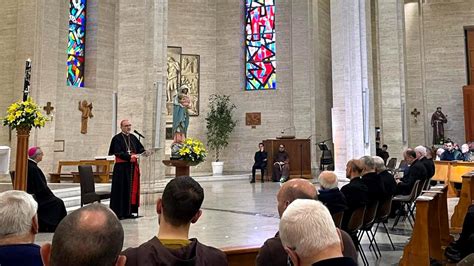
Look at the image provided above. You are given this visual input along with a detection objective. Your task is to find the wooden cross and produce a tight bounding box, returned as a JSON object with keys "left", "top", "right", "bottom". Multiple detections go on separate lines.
{"left": 43, "top": 102, "right": 54, "bottom": 115}
{"left": 411, "top": 108, "right": 421, "bottom": 122}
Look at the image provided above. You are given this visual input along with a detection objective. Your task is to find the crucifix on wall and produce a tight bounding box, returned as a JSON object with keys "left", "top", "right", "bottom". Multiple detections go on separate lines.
{"left": 43, "top": 102, "right": 54, "bottom": 114}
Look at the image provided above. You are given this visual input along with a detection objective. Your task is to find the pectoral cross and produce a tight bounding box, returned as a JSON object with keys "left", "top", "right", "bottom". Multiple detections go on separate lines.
{"left": 43, "top": 102, "right": 54, "bottom": 115}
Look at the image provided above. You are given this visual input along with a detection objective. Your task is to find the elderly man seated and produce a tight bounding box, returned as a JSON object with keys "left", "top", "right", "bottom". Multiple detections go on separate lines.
{"left": 280, "top": 199, "right": 357, "bottom": 266}
{"left": 256, "top": 179, "right": 357, "bottom": 266}
{"left": 0, "top": 190, "right": 42, "bottom": 266}
{"left": 317, "top": 171, "right": 347, "bottom": 215}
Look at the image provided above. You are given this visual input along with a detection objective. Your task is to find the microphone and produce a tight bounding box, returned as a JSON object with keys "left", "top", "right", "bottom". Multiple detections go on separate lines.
{"left": 134, "top": 130, "right": 145, "bottom": 139}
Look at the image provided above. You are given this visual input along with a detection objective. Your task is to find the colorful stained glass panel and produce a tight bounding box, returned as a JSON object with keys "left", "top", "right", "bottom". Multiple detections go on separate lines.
{"left": 67, "top": 55, "right": 84, "bottom": 87}
{"left": 67, "top": 0, "right": 86, "bottom": 87}
{"left": 245, "top": 0, "right": 275, "bottom": 90}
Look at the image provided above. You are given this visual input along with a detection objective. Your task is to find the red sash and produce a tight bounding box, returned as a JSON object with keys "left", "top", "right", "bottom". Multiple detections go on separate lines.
{"left": 115, "top": 154, "right": 140, "bottom": 206}
{"left": 131, "top": 161, "right": 140, "bottom": 206}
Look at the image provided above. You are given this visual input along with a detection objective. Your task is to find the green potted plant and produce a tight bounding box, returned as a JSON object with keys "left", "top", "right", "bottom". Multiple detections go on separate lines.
{"left": 205, "top": 94, "right": 237, "bottom": 175}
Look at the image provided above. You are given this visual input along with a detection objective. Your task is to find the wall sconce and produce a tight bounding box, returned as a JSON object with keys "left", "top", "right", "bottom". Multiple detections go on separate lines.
{"left": 410, "top": 108, "right": 420, "bottom": 123}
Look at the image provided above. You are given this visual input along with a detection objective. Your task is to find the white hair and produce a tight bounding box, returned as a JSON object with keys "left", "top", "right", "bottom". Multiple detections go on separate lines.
{"left": 0, "top": 190, "right": 38, "bottom": 237}
{"left": 414, "top": 146, "right": 427, "bottom": 157}
{"left": 372, "top": 156, "right": 386, "bottom": 172}
{"left": 279, "top": 199, "right": 339, "bottom": 260}
{"left": 318, "top": 171, "right": 338, "bottom": 189}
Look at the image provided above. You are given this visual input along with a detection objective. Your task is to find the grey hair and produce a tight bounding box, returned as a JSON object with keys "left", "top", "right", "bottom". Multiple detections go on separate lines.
{"left": 280, "top": 199, "right": 339, "bottom": 260}
{"left": 0, "top": 190, "right": 38, "bottom": 237}
{"left": 372, "top": 156, "right": 386, "bottom": 172}
{"left": 360, "top": 155, "right": 375, "bottom": 171}
{"left": 414, "top": 146, "right": 427, "bottom": 157}
{"left": 318, "top": 171, "right": 338, "bottom": 189}
{"left": 29, "top": 147, "right": 42, "bottom": 160}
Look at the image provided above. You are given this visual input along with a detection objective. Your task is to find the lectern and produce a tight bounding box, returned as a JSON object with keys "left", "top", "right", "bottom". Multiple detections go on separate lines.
{"left": 263, "top": 139, "right": 311, "bottom": 179}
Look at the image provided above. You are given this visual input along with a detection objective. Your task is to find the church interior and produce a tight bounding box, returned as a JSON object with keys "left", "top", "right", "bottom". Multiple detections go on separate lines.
{"left": 1, "top": 0, "right": 474, "bottom": 265}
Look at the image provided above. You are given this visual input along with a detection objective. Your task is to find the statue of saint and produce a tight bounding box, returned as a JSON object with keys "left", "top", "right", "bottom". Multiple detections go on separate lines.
{"left": 78, "top": 100, "right": 93, "bottom": 134}
{"left": 171, "top": 85, "right": 190, "bottom": 158}
{"left": 431, "top": 107, "right": 447, "bottom": 144}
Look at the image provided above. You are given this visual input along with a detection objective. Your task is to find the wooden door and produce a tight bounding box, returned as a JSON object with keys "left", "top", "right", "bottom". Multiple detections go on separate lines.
{"left": 467, "top": 30, "right": 474, "bottom": 84}
{"left": 464, "top": 85, "right": 474, "bottom": 142}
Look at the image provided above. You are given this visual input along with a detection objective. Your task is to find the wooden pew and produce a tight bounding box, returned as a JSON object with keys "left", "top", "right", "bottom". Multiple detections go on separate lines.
{"left": 450, "top": 171, "right": 474, "bottom": 233}
{"left": 222, "top": 245, "right": 260, "bottom": 266}
{"left": 434, "top": 161, "right": 474, "bottom": 197}
{"left": 50, "top": 160, "right": 113, "bottom": 183}
{"left": 399, "top": 185, "right": 449, "bottom": 265}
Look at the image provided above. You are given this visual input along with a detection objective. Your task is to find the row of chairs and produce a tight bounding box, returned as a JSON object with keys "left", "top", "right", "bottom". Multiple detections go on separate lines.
{"left": 331, "top": 197, "right": 395, "bottom": 266}
{"left": 392, "top": 178, "right": 431, "bottom": 229}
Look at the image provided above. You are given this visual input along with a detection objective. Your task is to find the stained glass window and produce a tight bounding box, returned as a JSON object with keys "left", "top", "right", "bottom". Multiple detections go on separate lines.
{"left": 245, "top": 0, "right": 276, "bottom": 90}
{"left": 67, "top": 0, "right": 86, "bottom": 87}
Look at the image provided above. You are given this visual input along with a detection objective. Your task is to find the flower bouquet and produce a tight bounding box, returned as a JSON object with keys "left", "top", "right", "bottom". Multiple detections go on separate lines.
{"left": 3, "top": 97, "right": 48, "bottom": 130}
{"left": 178, "top": 138, "right": 207, "bottom": 164}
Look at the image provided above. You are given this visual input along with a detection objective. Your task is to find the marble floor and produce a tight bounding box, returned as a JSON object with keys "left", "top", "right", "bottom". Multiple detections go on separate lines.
{"left": 27, "top": 179, "right": 438, "bottom": 265}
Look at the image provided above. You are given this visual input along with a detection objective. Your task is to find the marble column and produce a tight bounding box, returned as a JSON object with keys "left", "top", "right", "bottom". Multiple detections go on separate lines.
{"left": 116, "top": 0, "right": 168, "bottom": 204}
{"left": 290, "top": 0, "right": 316, "bottom": 167}
{"left": 330, "top": 0, "right": 375, "bottom": 176}
{"left": 376, "top": 0, "right": 408, "bottom": 159}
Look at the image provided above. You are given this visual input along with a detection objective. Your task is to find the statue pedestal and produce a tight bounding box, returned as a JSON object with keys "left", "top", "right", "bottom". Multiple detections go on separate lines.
{"left": 162, "top": 160, "right": 199, "bottom": 178}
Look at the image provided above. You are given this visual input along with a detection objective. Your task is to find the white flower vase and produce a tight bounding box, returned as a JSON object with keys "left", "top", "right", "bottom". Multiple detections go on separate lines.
{"left": 211, "top": 161, "right": 224, "bottom": 175}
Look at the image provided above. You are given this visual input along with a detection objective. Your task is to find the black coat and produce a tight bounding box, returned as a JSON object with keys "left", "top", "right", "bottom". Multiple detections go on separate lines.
{"left": 341, "top": 177, "right": 369, "bottom": 230}
{"left": 397, "top": 159, "right": 427, "bottom": 195}
{"left": 27, "top": 160, "right": 67, "bottom": 232}
{"left": 318, "top": 188, "right": 348, "bottom": 214}
{"left": 420, "top": 157, "right": 435, "bottom": 179}
{"left": 378, "top": 170, "right": 397, "bottom": 198}
{"left": 253, "top": 150, "right": 267, "bottom": 168}
{"left": 361, "top": 172, "right": 386, "bottom": 203}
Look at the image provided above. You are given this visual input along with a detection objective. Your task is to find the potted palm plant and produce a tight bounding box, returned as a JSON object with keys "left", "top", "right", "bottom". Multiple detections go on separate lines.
{"left": 205, "top": 94, "right": 237, "bottom": 175}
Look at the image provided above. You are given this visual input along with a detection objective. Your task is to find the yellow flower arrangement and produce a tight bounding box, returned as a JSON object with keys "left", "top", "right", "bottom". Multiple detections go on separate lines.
{"left": 178, "top": 138, "right": 207, "bottom": 163}
{"left": 3, "top": 98, "right": 48, "bottom": 130}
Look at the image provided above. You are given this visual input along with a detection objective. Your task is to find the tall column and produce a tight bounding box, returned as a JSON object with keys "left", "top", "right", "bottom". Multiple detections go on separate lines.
{"left": 331, "top": 0, "right": 375, "bottom": 176}
{"left": 376, "top": 0, "right": 407, "bottom": 159}
{"left": 116, "top": 0, "right": 168, "bottom": 205}
{"left": 291, "top": 0, "right": 317, "bottom": 166}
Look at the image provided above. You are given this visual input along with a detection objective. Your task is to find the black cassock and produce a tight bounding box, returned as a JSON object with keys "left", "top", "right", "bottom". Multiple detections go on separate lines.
{"left": 108, "top": 133, "right": 145, "bottom": 218}
{"left": 27, "top": 160, "right": 67, "bottom": 232}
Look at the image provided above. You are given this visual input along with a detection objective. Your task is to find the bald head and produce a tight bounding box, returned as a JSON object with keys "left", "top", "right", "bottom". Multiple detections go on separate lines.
{"left": 277, "top": 179, "right": 317, "bottom": 217}
{"left": 45, "top": 204, "right": 124, "bottom": 266}
{"left": 318, "top": 171, "right": 338, "bottom": 189}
